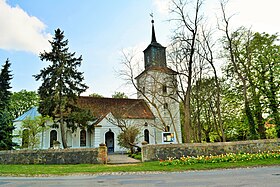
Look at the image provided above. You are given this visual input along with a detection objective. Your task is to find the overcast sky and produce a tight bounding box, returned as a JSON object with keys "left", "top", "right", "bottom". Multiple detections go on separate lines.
{"left": 0, "top": 0, "right": 279, "bottom": 97}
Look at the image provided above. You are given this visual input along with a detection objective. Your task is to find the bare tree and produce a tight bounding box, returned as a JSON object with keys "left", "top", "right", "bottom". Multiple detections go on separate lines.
{"left": 199, "top": 28, "right": 226, "bottom": 142}
{"left": 168, "top": 0, "right": 208, "bottom": 142}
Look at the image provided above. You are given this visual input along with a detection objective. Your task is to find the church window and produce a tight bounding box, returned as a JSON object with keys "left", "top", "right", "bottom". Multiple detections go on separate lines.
{"left": 143, "top": 86, "right": 145, "bottom": 94}
{"left": 165, "top": 126, "right": 170, "bottom": 132}
{"left": 80, "top": 130, "right": 86, "bottom": 147}
{"left": 50, "top": 130, "right": 57, "bottom": 148}
{"left": 164, "top": 103, "right": 168, "bottom": 109}
{"left": 144, "top": 129, "right": 149, "bottom": 143}
{"left": 162, "top": 85, "right": 167, "bottom": 93}
{"left": 22, "top": 129, "right": 29, "bottom": 148}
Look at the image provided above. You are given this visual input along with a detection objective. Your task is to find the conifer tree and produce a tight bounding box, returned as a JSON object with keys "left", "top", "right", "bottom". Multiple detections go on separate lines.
{"left": 0, "top": 59, "right": 15, "bottom": 150}
{"left": 34, "top": 29, "right": 89, "bottom": 148}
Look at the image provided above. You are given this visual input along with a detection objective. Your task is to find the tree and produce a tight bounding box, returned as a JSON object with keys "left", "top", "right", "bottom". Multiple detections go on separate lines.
{"left": 200, "top": 28, "right": 226, "bottom": 142}
{"left": 117, "top": 125, "right": 140, "bottom": 154}
{"left": 219, "top": 2, "right": 258, "bottom": 139}
{"left": 0, "top": 59, "right": 15, "bottom": 150}
{"left": 0, "top": 59, "right": 12, "bottom": 110}
{"left": 21, "top": 116, "right": 52, "bottom": 149}
{"left": 249, "top": 32, "right": 280, "bottom": 137}
{"left": 107, "top": 116, "right": 141, "bottom": 154}
{"left": 169, "top": 0, "right": 217, "bottom": 142}
{"left": 34, "top": 28, "right": 89, "bottom": 148}
{"left": 219, "top": 1, "right": 280, "bottom": 139}
{"left": 112, "top": 92, "right": 128, "bottom": 99}
{"left": 89, "top": 93, "right": 103, "bottom": 98}
{"left": 10, "top": 90, "right": 39, "bottom": 118}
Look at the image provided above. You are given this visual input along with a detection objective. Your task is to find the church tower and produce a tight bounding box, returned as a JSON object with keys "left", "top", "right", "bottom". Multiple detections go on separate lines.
{"left": 136, "top": 19, "right": 182, "bottom": 144}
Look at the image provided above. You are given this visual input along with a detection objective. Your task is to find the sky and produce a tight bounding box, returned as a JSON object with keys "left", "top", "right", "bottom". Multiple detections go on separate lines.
{"left": 0, "top": 0, "right": 279, "bottom": 98}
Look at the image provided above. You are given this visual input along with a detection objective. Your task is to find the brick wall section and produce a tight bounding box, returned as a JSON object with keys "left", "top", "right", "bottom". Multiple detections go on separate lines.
{"left": 0, "top": 148, "right": 103, "bottom": 164}
{"left": 142, "top": 139, "right": 280, "bottom": 162}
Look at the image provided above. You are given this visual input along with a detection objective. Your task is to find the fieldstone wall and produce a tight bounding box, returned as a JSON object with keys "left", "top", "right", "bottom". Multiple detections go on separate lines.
{"left": 142, "top": 139, "right": 280, "bottom": 162}
{"left": 0, "top": 147, "right": 107, "bottom": 164}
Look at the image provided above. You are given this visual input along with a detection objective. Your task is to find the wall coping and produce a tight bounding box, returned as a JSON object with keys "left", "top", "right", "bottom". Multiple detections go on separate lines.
{"left": 142, "top": 138, "right": 280, "bottom": 149}
{"left": 0, "top": 148, "right": 98, "bottom": 154}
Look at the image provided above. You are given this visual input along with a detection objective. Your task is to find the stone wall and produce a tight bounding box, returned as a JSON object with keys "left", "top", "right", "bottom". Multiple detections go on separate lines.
{"left": 0, "top": 146, "right": 107, "bottom": 164}
{"left": 142, "top": 139, "right": 280, "bottom": 162}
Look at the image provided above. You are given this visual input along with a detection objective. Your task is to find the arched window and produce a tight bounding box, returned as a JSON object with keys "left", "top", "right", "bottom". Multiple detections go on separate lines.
{"left": 165, "top": 126, "right": 170, "bottom": 132}
{"left": 144, "top": 129, "right": 149, "bottom": 143}
{"left": 50, "top": 130, "right": 57, "bottom": 148}
{"left": 80, "top": 130, "right": 86, "bottom": 147}
{"left": 22, "top": 129, "right": 29, "bottom": 148}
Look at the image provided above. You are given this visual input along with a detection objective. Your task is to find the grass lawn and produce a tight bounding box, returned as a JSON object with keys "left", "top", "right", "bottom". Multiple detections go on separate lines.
{"left": 0, "top": 159, "right": 279, "bottom": 176}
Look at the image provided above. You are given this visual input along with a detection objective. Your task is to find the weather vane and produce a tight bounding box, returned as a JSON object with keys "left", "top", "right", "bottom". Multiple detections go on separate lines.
{"left": 150, "top": 12, "right": 153, "bottom": 19}
{"left": 150, "top": 12, "right": 154, "bottom": 23}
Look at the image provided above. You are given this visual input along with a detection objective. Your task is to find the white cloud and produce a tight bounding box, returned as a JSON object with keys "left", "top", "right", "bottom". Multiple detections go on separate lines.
{"left": 225, "top": 0, "right": 280, "bottom": 34}
{"left": 0, "top": 0, "right": 51, "bottom": 54}
{"left": 153, "top": 0, "right": 171, "bottom": 15}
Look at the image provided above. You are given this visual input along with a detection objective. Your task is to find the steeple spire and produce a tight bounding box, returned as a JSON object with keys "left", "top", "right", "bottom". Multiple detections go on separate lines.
{"left": 151, "top": 19, "right": 157, "bottom": 43}
{"left": 143, "top": 14, "right": 167, "bottom": 69}
{"left": 150, "top": 13, "right": 157, "bottom": 43}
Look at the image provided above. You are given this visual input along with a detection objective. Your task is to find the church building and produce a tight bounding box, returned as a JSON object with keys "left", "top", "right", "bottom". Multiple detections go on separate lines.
{"left": 13, "top": 19, "right": 182, "bottom": 152}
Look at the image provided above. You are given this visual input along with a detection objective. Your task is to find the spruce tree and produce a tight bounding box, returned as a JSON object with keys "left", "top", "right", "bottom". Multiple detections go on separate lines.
{"left": 0, "top": 59, "right": 15, "bottom": 150}
{"left": 34, "top": 29, "right": 89, "bottom": 148}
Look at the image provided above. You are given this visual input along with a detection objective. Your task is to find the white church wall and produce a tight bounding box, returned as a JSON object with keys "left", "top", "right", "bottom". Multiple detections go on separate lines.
{"left": 12, "top": 121, "right": 22, "bottom": 148}
{"left": 12, "top": 113, "right": 159, "bottom": 152}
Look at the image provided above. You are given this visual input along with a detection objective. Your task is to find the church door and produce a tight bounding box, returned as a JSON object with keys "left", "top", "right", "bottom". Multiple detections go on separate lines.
{"left": 105, "top": 131, "right": 114, "bottom": 153}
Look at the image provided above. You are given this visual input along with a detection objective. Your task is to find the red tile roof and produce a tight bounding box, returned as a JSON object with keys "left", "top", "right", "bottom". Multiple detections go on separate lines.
{"left": 76, "top": 96, "right": 155, "bottom": 120}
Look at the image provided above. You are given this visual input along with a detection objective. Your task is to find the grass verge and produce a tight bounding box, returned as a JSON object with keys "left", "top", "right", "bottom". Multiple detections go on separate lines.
{"left": 0, "top": 159, "right": 279, "bottom": 176}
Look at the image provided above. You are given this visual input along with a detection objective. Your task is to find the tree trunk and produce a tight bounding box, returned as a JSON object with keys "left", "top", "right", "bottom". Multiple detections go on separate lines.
{"left": 244, "top": 98, "right": 257, "bottom": 139}
{"left": 183, "top": 93, "right": 192, "bottom": 143}
{"left": 270, "top": 100, "right": 280, "bottom": 138}
{"left": 254, "top": 97, "right": 265, "bottom": 139}
{"left": 213, "top": 73, "right": 226, "bottom": 142}
{"left": 60, "top": 118, "right": 67, "bottom": 149}
{"left": 205, "top": 132, "right": 210, "bottom": 142}
{"left": 268, "top": 70, "right": 280, "bottom": 137}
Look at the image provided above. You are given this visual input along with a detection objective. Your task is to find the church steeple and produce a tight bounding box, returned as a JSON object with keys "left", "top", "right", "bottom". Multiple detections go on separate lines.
{"left": 143, "top": 18, "right": 167, "bottom": 69}
{"left": 151, "top": 19, "right": 157, "bottom": 43}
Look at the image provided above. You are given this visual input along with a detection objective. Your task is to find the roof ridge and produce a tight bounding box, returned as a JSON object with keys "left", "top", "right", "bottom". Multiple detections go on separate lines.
{"left": 79, "top": 96, "right": 144, "bottom": 101}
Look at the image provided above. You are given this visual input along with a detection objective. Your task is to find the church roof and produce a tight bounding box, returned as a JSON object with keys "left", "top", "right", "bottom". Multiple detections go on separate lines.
{"left": 13, "top": 97, "right": 154, "bottom": 123}
{"left": 135, "top": 66, "right": 178, "bottom": 80}
{"left": 76, "top": 96, "right": 155, "bottom": 120}
{"left": 13, "top": 107, "right": 41, "bottom": 122}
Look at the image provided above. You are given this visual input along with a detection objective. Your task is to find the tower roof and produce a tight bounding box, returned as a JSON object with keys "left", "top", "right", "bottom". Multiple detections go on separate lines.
{"left": 143, "top": 18, "right": 167, "bottom": 69}
{"left": 145, "top": 19, "right": 164, "bottom": 50}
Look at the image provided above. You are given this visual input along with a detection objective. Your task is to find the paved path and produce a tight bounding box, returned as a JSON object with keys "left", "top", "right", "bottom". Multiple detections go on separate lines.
{"left": 107, "top": 154, "right": 141, "bottom": 164}
{"left": 0, "top": 166, "right": 279, "bottom": 186}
